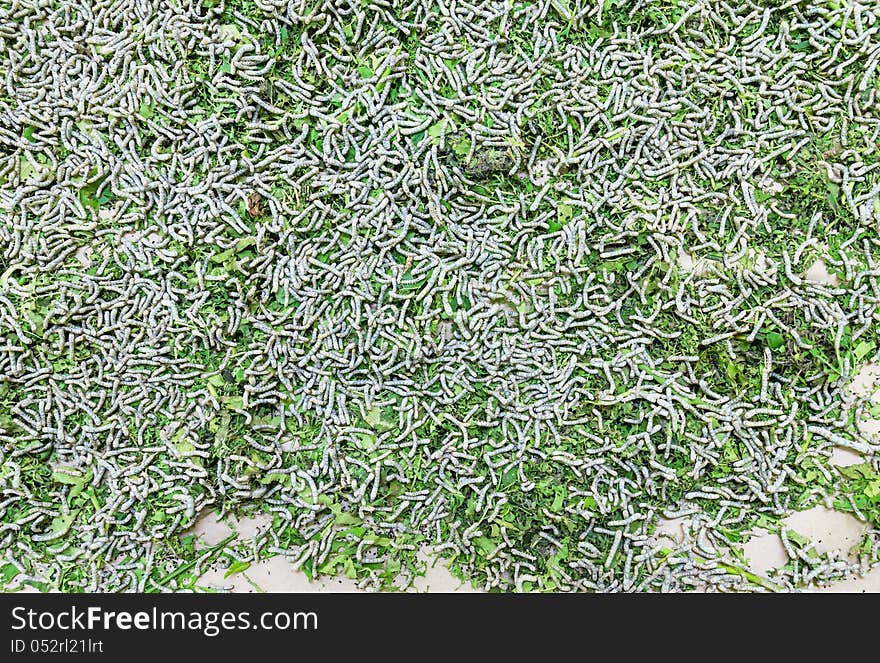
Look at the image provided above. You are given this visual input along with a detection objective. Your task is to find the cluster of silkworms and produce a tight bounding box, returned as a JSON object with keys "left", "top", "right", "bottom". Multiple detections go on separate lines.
{"left": 1, "top": 0, "right": 879, "bottom": 592}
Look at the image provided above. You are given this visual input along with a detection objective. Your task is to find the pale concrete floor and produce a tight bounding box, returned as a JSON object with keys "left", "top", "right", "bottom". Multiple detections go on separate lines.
{"left": 191, "top": 504, "right": 879, "bottom": 592}
{"left": 189, "top": 509, "right": 483, "bottom": 592}
{"left": 191, "top": 511, "right": 480, "bottom": 593}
